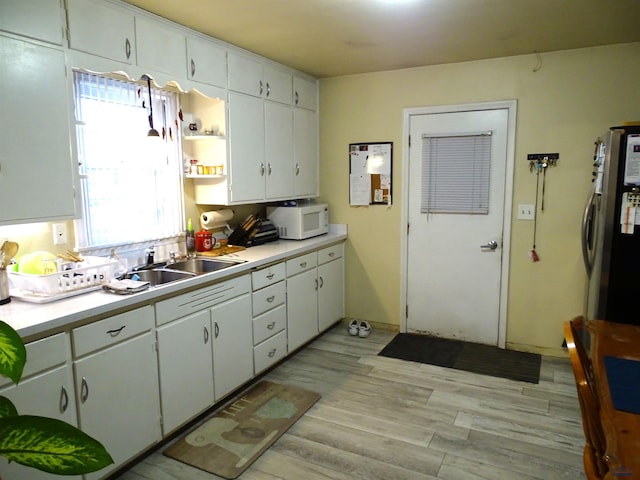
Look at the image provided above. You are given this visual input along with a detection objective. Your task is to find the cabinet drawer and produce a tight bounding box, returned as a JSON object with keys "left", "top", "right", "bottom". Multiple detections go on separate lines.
{"left": 72, "top": 306, "right": 153, "bottom": 357}
{"left": 251, "top": 262, "right": 285, "bottom": 291}
{"left": 156, "top": 275, "right": 251, "bottom": 326}
{"left": 286, "top": 252, "right": 317, "bottom": 277}
{"left": 254, "top": 330, "right": 287, "bottom": 374}
{"left": 0, "top": 333, "right": 68, "bottom": 388}
{"left": 253, "top": 304, "right": 286, "bottom": 345}
{"left": 252, "top": 281, "right": 285, "bottom": 317}
{"left": 318, "top": 243, "right": 343, "bottom": 265}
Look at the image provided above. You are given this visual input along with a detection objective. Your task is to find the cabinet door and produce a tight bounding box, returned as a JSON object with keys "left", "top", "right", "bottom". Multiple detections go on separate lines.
{"left": 75, "top": 333, "right": 161, "bottom": 480}
{"left": 67, "top": 0, "right": 134, "bottom": 64}
{"left": 263, "top": 66, "right": 292, "bottom": 105}
{"left": 265, "top": 102, "right": 294, "bottom": 199}
{"left": 293, "top": 76, "right": 317, "bottom": 110}
{"left": 186, "top": 36, "right": 227, "bottom": 87}
{"left": 293, "top": 108, "right": 319, "bottom": 197}
{"left": 318, "top": 257, "right": 345, "bottom": 331}
{"left": 228, "top": 92, "right": 265, "bottom": 203}
{"left": 287, "top": 268, "right": 319, "bottom": 352}
{"left": 135, "top": 16, "right": 186, "bottom": 77}
{"left": 0, "top": 367, "right": 79, "bottom": 480}
{"left": 212, "top": 293, "right": 253, "bottom": 401}
{"left": 0, "top": 0, "right": 64, "bottom": 45}
{"left": 228, "top": 53, "right": 263, "bottom": 97}
{"left": 157, "top": 310, "right": 214, "bottom": 434}
{"left": 0, "top": 35, "right": 78, "bottom": 225}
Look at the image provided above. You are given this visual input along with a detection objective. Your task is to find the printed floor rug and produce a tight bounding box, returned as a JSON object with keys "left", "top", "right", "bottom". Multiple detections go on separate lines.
{"left": 163, "top": 381, "right": 321, "bottom": 479}
{"left": 378, "top": 333, "right": 541, "bottom": 383}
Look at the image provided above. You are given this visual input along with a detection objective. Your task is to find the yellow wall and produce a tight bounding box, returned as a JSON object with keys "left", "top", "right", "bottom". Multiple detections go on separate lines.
{"left": 319, "top": 43, "right": 640, "bottom": 355}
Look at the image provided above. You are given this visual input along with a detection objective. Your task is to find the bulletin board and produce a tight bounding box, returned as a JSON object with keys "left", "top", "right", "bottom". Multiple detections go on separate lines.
{"left": 349, "top": 142, "right": 393, "bottom": 205}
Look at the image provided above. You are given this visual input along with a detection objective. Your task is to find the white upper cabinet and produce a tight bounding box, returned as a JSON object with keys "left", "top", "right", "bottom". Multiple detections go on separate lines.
{"left": 293, "top": 76, "right": 317, "bottom": 111}
{"left": 0, "top": 0, "right": 64, "bottom": 45}
{"left": 66, "top": 0, "right": 135, "bottom": 64}
{"left": 0, "top": 35, "right": 78, "bottom": 225}
{"left": 293, "top": 108, "right": 319, "bottom": 197}
{"left": 228, "top": 52, "right": 292, "bottom": 104}
{"left": 135, "top": 15, "right": 186, "bottom": 78}
{"left": 186, "top": 36, "right": 227, "bottom": 88}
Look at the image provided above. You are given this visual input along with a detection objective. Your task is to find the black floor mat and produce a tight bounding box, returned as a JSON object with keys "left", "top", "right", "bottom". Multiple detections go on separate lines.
{"left": 378, "top": 333, "right": 541, "bottom": 383}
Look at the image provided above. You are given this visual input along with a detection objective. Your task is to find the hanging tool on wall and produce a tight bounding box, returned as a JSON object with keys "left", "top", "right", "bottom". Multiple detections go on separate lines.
{"left": 527, "top": 153, "right": 559, "bottom": 262}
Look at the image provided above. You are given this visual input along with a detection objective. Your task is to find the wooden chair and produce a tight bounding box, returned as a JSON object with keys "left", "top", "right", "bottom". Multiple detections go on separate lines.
{"left": 564, "top": 317, "right": 608, "bottom": 479}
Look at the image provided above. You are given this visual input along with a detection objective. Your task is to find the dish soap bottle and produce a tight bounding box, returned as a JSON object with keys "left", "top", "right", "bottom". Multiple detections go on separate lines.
{"left": 186, "top": 218, "right": 196, "bottom": 258}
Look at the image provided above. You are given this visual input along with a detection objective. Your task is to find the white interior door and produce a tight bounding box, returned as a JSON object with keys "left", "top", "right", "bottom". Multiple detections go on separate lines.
{"left": 405, "top": 104, "right": 514, "bottom": 346}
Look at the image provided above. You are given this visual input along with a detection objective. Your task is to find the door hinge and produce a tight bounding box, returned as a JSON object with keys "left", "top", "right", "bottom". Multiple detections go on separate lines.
{"left": 405, "top": 304, "right": 409, "bottom": 319}
{"left": 407, "top": 223, "right": 410, "bottom": 235}
{"left": 408, "top": 134, "right": 411, "bottom": 147}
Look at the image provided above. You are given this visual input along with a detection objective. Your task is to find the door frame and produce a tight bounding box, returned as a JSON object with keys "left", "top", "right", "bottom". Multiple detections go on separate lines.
{"left": 400, "top": 100, "right": 517, "bottom": 348}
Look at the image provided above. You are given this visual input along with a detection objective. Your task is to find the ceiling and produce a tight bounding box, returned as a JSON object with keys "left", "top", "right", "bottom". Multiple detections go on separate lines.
{"left": 121, "top": 0, "right": 640, "bottom": 78}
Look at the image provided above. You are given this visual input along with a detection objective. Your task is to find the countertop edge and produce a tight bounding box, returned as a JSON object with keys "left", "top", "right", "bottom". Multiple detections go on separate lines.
{"left": 1, "top": 230, "right": 347, "bottom": 340}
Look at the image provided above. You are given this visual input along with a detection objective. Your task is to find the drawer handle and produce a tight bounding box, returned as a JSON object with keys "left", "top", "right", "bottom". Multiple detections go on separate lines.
{"left": 328, "top": 252, "right": 335, "bottom": 257}
{"left": 267, "top": 348, "right": 277, "bottom": 357}
{"left": 107, "top": 326, "right": 126, "bottom": 337}
{"left": 266, "top": 273, "right": 275, "bottom": 280}
{"left": 300, "top": 261, "right": 307, "bottom": 268}
{"left": 267, "top": 295, "right": 275, "bottom": 302}
{"left": 204, "top": 325, "right": 209, "bottom": 344}
{"left": 81, "top": 377, "right": 89, "bottom": 403}
{"left": 60, "top": 385, "right": 69, "bottom": 413}
{"left": 267, "top": 321, "right": 276, "bottom": 330}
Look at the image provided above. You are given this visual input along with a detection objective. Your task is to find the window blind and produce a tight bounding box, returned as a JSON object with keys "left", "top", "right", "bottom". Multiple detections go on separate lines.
{"left": 73, "top": 71, "right": 183, "bottom": 248}
{"left": 420, "top": 133, "right": 492, "bottom": 215}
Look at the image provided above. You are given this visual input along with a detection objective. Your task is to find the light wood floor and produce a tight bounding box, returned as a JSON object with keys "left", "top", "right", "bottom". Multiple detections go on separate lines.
{"left": 116, "top": 324, "right": 586, "bottom": 480}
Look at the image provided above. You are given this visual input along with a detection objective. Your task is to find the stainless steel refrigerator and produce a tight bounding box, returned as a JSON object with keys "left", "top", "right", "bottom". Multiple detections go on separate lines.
{"left": 582, "top": 125, "right": 640, "bottom": 324}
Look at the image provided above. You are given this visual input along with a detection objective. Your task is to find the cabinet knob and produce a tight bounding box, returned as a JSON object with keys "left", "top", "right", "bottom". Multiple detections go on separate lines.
{"left": 296, "top": 163, "right": 300, "bottom": 175}
{"left": 204, "top": 325, "right": 209, "bottom": 344}
{"left": 260, "top": 163, "right": 265, "bottom": 176}
{"left": 60, "top": 385, "right": 69, "bottom": 413}
{"left": 125, "top": 38, "right": 131, "bottom": 59}
{"left": 267, "top": 348, "right": 277, "bottom": 357}
{"left": 259, "top": 80, "right": 263, "bottom": 96}
{"left": 266, "top": 273, "right": 275, "bottom": 280}
{"left": 191, "top": 58, "right": 196, "bottom": 77}
{"left": 107, "top": 325, "right": 126, "bottom": 337}
{"left": 295, "top": 91, "right": 299, "bottom": 105}
{"left": 266, "top": 82, "right": 271, "bottom": 97}
{"left": 267, "top": 163, "right": 272, "bottom": 175}
{"left": 267, "top": 322, "right": 276, "bottom": 330}
{"left": 267, "top": 295, "right": 275, "bottom": 303}
{"left": 81, "top": 377, "right": 89, "bottom": 403}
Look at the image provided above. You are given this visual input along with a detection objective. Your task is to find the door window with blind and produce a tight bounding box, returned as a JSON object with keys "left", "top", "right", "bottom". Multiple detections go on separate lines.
{"left": 421, "top": 133, "right": 492, "bottom": 215}
{"left": 72, "top": 71, "right": 183, "bottom": 249}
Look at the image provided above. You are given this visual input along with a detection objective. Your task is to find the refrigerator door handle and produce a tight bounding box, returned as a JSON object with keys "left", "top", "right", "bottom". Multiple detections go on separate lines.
{"left": 582, "top": 188, "right": 596, "bottom": 276}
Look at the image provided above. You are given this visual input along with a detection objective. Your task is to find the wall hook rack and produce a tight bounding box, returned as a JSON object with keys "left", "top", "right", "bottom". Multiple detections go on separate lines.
{"left": 527, "top": 152, "right": 559, "bottom": 172}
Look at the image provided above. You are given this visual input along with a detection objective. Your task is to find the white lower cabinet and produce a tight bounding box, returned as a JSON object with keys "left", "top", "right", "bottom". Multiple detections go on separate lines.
{"left": 155, "top": 274, "right": 252, "bottom": 434}
{"left": 212, "top": 293, "right": 254, "bottom": 400}
{"left": 251, "top": 263, "right": 287, "bottom": 373}
{"left": 156, "top": 309, "right": 214, "bottom": 435}
{"left": 0, "top": 333, "right": 80, "bottom": 480}
{"left": 287, "top": 244, "right": 345, "bottom": 352}
{"left": 72, "top": 306, "right": 161, "bottom": 480}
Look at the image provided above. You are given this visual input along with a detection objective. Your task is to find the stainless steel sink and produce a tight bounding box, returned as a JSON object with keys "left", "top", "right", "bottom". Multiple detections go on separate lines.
{"left": 124, "top": 269, "right": 196, "bottom": 286}
{"left": 165, "top": 257, "right": 242, "bottom": 274}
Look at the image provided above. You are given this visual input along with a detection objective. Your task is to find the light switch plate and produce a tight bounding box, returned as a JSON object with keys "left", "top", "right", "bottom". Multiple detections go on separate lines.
{"left": 517, "top": 204, "right": 535, "bottom": 220}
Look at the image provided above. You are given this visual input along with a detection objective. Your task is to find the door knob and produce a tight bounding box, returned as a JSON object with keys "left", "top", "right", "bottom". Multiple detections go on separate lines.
{"left": 480, "top": 240, "right": 498, "bottom": 250}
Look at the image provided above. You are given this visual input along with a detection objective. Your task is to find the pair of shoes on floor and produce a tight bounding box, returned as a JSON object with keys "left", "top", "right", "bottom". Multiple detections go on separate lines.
{"left": 348, "top": 319, "right": 372, "bottom": 338}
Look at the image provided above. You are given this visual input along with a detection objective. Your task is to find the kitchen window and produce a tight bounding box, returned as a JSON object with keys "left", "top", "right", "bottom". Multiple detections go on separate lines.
{"left": 72, "top": 71, "right": 184, "bottom": 249}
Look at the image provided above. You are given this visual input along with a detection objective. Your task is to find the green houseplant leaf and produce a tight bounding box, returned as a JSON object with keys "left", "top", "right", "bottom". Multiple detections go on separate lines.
{"left": 0, "top": 320, "right": 113, "bottom": 475}
{"left": 0, "top": 415, "right": 113, "bottom": 474}
{"left": 0, "top": 321, "right": 26, "bottom": 384}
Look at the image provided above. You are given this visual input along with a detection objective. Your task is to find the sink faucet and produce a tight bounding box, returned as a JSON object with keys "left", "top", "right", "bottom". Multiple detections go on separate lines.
{"left": 145, "top": 247, "right": 155, "bottom": 266}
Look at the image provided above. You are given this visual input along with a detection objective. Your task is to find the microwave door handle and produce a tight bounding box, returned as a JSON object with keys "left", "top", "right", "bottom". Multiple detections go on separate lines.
{"left": 582, "top": 188, "right": 596, "bottom": 276}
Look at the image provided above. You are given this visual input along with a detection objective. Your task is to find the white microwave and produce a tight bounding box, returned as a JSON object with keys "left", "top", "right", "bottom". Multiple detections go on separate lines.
{"left": 267, "top": 204, "right": 329, "bottom": 240}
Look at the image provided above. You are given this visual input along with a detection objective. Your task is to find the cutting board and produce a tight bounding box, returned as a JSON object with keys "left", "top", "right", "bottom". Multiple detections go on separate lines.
{"left": 197, "top": 245, "right": 246, "bottom": 257}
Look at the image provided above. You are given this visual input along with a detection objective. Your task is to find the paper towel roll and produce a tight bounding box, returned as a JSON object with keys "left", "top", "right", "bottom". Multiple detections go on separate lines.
{"left": 200, "top": 209, "right": 234, "bottom": 229}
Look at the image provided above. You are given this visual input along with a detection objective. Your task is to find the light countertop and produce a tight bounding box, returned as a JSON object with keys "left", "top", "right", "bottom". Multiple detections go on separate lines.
{"left": 1, "top": 226, "right": 347, "bottom": 341}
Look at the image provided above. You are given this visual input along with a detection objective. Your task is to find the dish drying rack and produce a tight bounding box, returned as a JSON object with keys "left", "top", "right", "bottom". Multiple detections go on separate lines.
{"left": 9, "top": 256, "right": 119, "bottom": 303}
